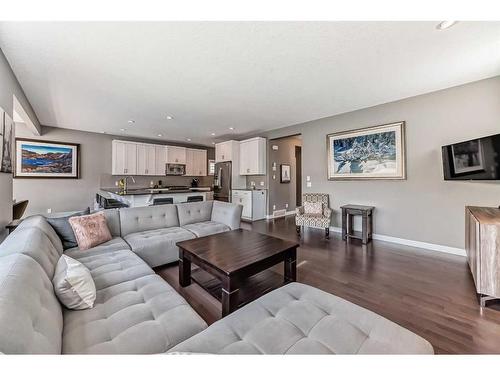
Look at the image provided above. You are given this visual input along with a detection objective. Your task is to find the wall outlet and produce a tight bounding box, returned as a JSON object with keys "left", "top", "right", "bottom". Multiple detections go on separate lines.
{"left": 306, "top": 182, "right": 312, "bottom": 188}
{"left": 47, "top": 208, "right": 52, "bottom": 214}
{"left": 273, "top": 204, "right": 276, "bottom": 210}
{"left": 260, "top": 181, "right": 265, "bottom": 186}
{"left": 250, "top": 181, "right": 256, "bottom": 186}
{"left": 285, "top": 203, "right": 289, "bottom": 209}
{"left": 272, "top": 145, "right": 279, "bottom": 151}
{"left": 115, "top": 181, "right": 119, "bottom": 186}
{"left": 306, "top": 176, "right": 311, "bottom": 182}
{"left": 272, "top": 174, "right": 276, "bottom": 180}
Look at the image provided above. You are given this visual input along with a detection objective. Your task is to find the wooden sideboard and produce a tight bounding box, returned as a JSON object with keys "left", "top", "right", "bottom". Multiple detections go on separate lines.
{"left": 465, "top": 206, "right": 500, "bottom": 306}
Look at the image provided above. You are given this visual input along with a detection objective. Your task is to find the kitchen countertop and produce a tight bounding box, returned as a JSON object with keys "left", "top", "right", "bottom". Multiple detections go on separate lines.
{"left": 100, "top": 187, "right": 212, "bottom": 196}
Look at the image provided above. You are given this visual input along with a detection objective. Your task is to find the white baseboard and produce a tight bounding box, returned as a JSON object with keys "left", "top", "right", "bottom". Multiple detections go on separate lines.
{"left": 330, "top": 226, "right": 466, "bottom": 257}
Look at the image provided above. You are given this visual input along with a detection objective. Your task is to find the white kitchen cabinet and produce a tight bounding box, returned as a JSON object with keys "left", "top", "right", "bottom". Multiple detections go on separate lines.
{"left": 215, "top": 140, "right": 239, "bottom": 162}
{"left": 166, "top": 146, "right": 186, "bottom": 164}
{"left": 239, "top": 137, "right": 266, "bottom": 175}
{"left": 186, "top": 148, "right": 207, "bottom": 176}
{"left": 137, "top": 144, "right": 156, "bottom": 175}
{"left": 232, "top": 189, "right": 267, "bottom": 221}
{"left": 112, "top": 140, "right": 137, "bottom": 175}
{"left": 155, "top": 145, "right": 167, "bottom": 175}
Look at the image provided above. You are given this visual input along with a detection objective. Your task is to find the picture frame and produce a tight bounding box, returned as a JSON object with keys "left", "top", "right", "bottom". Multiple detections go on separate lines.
{"left": 327, "top": 121, "right": 406, "bottom": 180}
{"left": 14, "top": 138, "right": 80, "bottom": 179}
{"left": 280, "top": 164, "right": 291, "bottom": 183}
{"left": 0, "top": 107, "right": 14, "bottom": 174}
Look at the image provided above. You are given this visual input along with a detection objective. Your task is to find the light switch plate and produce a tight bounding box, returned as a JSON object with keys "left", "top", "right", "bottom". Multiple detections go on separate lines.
{"left": 260, "top": 181, "right": 265, "bottom": 186}
{"left": 306, "top": 182, "right": 312, "bottom": 188}
{"left": 273, "top": 175, "right": 276, "bottom": 180}
{"left": 306, "top": 176, "right": 311, "bottom": 182}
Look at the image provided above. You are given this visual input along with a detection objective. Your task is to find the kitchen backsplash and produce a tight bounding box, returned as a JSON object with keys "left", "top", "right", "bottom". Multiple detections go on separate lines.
{"left": 100, "top": 174, "right": 214, "bottom": 189}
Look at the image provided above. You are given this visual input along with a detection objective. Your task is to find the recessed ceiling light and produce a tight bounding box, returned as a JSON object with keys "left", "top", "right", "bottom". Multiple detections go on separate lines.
{"left": 120, "top": 128, "right": 126, "bottom": 132}
{"left": 211, "top": 133, "right": 216, "bottom": 136}
{"left": 157, "top": 134, "right": 163, "bottom": 137}
{"left": 166, "top": 115, "right": 174, "bottom": 120}
{"left": 127, "top": 120, "right": 135, "bottom": 124}
{"left": 229, "top": 127, "right": 234, "bottom": 130}
{"left": 187, "top": 138, "right": 192, "bottom": 141}
{"left": 436, "top": 21, "right": 458, "bottom": 30}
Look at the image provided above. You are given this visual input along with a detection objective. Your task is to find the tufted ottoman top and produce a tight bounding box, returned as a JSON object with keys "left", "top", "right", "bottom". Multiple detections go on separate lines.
{"left": 168, "top": 282, "right": 434, "bottom": 354}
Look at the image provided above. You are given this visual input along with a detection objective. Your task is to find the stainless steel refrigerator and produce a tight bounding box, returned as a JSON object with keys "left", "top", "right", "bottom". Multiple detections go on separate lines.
{"left": 213, "top": 161, "right": 232, "bottom": 202}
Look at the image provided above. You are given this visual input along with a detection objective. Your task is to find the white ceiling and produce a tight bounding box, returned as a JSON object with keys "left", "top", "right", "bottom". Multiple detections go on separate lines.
{"left": 0, "top": 21, "right": 499, "bottom": 146}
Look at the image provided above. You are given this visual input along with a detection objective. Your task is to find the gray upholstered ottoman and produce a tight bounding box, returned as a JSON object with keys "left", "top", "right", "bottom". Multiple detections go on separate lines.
{"left": 169, "top": 282, "right": 434, "bottom": 354}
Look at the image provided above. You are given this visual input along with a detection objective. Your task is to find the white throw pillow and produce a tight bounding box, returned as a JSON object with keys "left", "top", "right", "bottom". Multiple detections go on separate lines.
{"left": 304, "top": 201, "right": 323, "bottom": 215}
{"left": 53, "top": 255, "right": 96, "bottom": 310}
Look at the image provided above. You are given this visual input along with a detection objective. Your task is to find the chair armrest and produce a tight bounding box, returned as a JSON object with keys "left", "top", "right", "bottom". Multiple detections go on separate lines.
{"left": 323, "top": 207, "right": 332, "bottom": 218}
{"left": 295, "top": 206, "right": 304, "bottom": 216}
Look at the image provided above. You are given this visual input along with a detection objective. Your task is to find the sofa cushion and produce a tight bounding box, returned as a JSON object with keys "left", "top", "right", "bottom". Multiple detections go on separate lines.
{"left": 62, "top": 274, "right": 207, "bottom": 354}
{"left": 169, "top": 282, "right": 434, "bottom": 354}
{"left": 53, "top": 255, "right": 97, "bottom": 310}
{"left": 0, "top": 254, "right": 63, "bottom": 354}
{"left": 16, "top": 215, "right": 63, "bottom": 253}
{"left": 124, "top": 227, "right": 196, "bottom": 267}
{"left": 102, "top": 208, "right": 121, "bottom": 237}
{"left": 119, "top": 204, "right": 180, "bottom": 237}
{"left": 0, "top": 226, "right": 63, "bottom": 279}
{"left": 65, "top": 236, "right": 131, "bottom": 257}
{"left": 182, "top": 221, "right": 230, "bottom": 238}
{"left": 176, "top": 201, "right": 213, "bottom": 226}
{"left": 211, "top": 200, "right": 243, "bottom": 230}
{"left": 64, "top": 239, "right": 153, "bottom": 291}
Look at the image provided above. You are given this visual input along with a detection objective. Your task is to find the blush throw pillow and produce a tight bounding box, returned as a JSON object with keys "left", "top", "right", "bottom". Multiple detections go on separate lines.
{"left": 304, "top": 201, "right": 323, "bottom": 215}
{"left": 69, "top": 211, "right": 112, "bottom": 250}
{"left": 46, "top": 207, "right": 91, "bottom": 249}
{"left": 53, "top": 255, "right": 96, "bottom": 310}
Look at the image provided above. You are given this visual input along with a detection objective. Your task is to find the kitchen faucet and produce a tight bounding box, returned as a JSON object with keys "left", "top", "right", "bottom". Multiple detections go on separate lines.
{"left": 119, "top": 176, "right": 136, "bottom": 192}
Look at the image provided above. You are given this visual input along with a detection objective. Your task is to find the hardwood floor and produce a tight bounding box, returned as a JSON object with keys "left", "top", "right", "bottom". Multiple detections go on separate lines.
{"left": 155, "top": 215, "right": 500, "bottom": 354}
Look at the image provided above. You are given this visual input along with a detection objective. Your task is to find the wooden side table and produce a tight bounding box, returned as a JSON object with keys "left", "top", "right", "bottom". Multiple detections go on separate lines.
{"left": 341, "top": 205, "right": 375, "bottom": 244}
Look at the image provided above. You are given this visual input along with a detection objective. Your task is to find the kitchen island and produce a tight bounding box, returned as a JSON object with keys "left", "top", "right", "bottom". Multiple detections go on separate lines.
{"left": 99, "top": 187, "right": 213, "bottom": 207}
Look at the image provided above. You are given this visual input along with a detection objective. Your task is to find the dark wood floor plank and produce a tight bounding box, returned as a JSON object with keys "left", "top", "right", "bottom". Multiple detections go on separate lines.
{"left": 155, "top": 215, "right": 500, "bottom": 354}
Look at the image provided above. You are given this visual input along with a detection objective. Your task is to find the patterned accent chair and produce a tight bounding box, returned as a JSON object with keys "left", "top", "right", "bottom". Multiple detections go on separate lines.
{"left": 295, "top": 193, "right": 332, "bottom": 238}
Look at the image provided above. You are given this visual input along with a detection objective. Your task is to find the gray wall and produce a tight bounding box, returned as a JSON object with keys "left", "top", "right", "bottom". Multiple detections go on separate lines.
{"left": 0, "top": 49, "right": 40, "bottom": 241}
{"left": 14, "top": 125, "right": 215, "bottom": 216}
{"left": 258, "top": 76, "right": 500, "bottom": 249}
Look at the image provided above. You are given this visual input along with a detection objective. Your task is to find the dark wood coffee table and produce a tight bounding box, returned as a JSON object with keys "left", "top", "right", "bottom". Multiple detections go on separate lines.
{"left": 177, "top": 229, "right": 299, "bottom": 317}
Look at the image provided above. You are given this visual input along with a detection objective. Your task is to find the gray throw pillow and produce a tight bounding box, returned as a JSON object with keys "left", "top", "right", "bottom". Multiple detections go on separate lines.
{"left": 53, "top": 255, "right": 96, "bottom": 310}
{"left": 46, "top": 208, "right": 90, "bottom": 249}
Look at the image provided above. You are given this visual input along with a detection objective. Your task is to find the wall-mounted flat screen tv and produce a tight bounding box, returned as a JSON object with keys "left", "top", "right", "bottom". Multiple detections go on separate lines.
{"left": 442, "top": 133, "right": 500, "bottom": 180}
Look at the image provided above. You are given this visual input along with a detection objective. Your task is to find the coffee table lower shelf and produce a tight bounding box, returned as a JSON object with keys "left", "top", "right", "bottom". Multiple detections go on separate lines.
{"left": 191, "top": 266, "right": 286, "bottom": 308}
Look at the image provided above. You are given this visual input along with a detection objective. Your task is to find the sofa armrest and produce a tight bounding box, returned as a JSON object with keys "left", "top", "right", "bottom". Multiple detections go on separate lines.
{"left": 295, "top": 206, "right": 304, "bottom": 216}
{"left": 211, "top": 200, "right": 243, "bottom": 230}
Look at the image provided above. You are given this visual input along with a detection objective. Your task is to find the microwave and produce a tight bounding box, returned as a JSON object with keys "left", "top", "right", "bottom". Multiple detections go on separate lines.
{"left": 165, "top": 163, "right": 186, "bottom": 176}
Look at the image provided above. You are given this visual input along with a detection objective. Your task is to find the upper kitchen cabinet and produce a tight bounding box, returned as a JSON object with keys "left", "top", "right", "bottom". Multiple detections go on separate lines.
{"left": 185, "top": 148, "right": 207, "bottom": 176}
{"left": 155, "top": 145, "right": 167, "bottom": 175}
{"left": 137, "top": 143, "right": 156, "bottom": 175}
{"left": 112, "top": 140, "right": 137, "bottom": 175}
{"left": 239, "top": 137, "right": 267, "bottom": 175}
{"left": 166, "top": 146, "right": 186, "bottom": 164}
{"left": 215, "top": 140, "right": 239, "bottom": 162}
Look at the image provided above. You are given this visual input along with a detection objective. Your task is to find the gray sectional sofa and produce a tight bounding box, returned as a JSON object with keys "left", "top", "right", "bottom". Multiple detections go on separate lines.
{"left": 0, "top": 199, "right": 433, "bottom": 354}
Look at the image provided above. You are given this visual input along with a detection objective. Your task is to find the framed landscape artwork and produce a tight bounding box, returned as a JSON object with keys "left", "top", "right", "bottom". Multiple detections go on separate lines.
{"left": 327, "top": 121, "right": 406, "bottom": 180}
{"left": 0, "top": 107, "right": 14, "bottom": 174}
{"left": 15, "top": 138, "right": 80, "bottom": 178}
{"left": 280, "top": 164, "right": 291, "bottom": 183}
